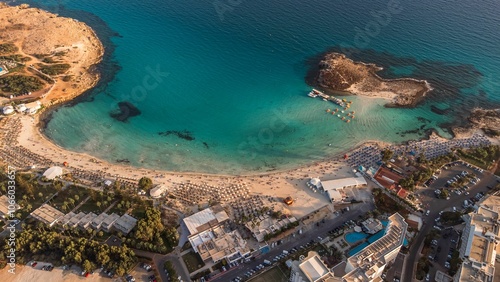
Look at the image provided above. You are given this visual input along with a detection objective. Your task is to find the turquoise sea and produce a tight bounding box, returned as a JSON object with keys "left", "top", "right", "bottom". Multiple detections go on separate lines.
{"left": 23, "top": 0, "right": 500, "bottom": 174}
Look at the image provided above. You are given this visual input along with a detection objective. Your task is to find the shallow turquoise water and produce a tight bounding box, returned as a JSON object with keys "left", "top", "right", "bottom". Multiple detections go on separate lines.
{"left": 24, "top": 0, "right": 500, "bottom": 174}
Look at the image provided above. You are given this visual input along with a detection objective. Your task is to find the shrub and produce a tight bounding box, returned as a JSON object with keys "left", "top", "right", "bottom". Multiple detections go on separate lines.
{"left": 0, "top": 43, "right": 18, "bottom": 54}
{"left": 37, "top": 63, "right": 71, "bottom": 75}
{"left": 0, "top": 74, "right": 44, "bottom": 93}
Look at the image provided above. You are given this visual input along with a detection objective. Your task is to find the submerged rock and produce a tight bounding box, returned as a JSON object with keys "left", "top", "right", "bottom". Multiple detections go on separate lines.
{"left": 158, "top": 130, "right": 195, "bottom": 141}
{"left": 109, "top": 101, "right": 141, "bottom": 122}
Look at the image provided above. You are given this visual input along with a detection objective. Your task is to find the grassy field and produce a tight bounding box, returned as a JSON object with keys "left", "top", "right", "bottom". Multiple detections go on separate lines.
{"left": 249, "top": 266, "right": 288, "bottom": 282}
{"left": 182, "top": 251, "right": 205, "bottom": 273}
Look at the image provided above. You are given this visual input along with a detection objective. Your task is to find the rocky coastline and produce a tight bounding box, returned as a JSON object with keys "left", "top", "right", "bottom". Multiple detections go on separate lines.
{"left": 452, "top": 108, "right": 500, "bottom": 138}
{"left": 0, "top": 2, "right": 104, "bottom": 108}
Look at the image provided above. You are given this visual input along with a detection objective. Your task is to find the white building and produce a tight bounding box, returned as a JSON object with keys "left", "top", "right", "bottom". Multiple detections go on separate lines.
{"left": 25, "top": 101, "right": 41, "bottom": 115}
{"left": 15, "top": 104, "right": 26, "bottom": 113}
{"left": 30, "top": 204, "right": 64, "bottom": 227}
{"left": 2, "top": 105, "right": 14, "bottom": 115}
{"left": 289, "top": 251, "right": 340, "bottom": 282}
{"left": 343, "top": 213, "right": 408, "bottom": 282}
{"left": 101, "top": 213, "right": 120, "bottom": 232}
{"left": 184, "top": 206, "right": 249, "bottom": 263}
{"left": 320, "top": 174, "right": 367, "bottom": 203}
{"left": 183, "top": 206, "right": 230, "bottom": 236}
{"left": 113, "top": 214, "right": 138, "bottom": 235}
{"left": 91, "top": 212, "right": 109, "bottom": 230}
{"left": 58, "top": 212, "right": 76, "bottom": 226}
{"left": 67, "top": 212, "right": 86, "bottom": 228}
{"left": 455, "top": 196, "right": 500, "bottom": 282}
{"left": 78, "top": 212, "right": 97, "bottom": 229}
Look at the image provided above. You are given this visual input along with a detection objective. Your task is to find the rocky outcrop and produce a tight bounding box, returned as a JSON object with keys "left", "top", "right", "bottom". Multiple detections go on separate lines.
{"left": 315, "top": 53, "right": 432, "bottom": 107}
{"left": 467, "top": 108, "right": 500, "bottom": 137}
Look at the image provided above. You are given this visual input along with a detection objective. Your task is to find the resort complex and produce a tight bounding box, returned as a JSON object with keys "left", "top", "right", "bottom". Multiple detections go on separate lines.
{"left": 184, "top": 206, "right": 251, "bottom": 263}
{"left": 289, "top": 213, "right": 408, "bottom": 282}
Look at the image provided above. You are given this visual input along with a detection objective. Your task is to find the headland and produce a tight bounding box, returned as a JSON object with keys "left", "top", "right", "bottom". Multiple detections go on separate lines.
{"left": 314, "top": 52, "right": 432, "bottom": 107}
{"left": 0, "top": 2, "right": 104, "bottom": 106}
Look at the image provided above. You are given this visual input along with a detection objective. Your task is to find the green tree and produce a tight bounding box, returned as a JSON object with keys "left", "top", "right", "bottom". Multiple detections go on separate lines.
{"left": 82, "top": 260, "right": 93, "bottom": 273}
{"left": 138, "top": 177, "right": 153, "bottom": 191}
{"left": 381, "top": 149, "right": 394, "bottom": 162}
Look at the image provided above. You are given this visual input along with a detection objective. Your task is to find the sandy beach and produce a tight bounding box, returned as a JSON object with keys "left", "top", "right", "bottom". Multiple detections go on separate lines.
{"left": 14, "top": 113, "right": 378, "bottom": 218}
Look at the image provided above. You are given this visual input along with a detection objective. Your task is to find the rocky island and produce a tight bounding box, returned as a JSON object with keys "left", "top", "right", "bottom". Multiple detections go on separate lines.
{"left": 314, "top": 52, "right": 432, "bottom": 107}
{"left": 0, "top": 2, "right": 104, "bottom": 107}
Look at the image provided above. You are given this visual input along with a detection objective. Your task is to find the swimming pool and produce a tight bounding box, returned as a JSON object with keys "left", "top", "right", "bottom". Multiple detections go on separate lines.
{"left": 345, "top": 232, "right": 369, "bottom": 244}
{"left": 347, "top": 222, "right": 409, "bottom": 256}
{"left": 348, "top": 242, "right": 369, "bottom": 256}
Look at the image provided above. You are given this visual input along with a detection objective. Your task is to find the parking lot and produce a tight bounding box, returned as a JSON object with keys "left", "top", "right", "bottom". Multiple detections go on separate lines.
{"left": 426, "top": 227, "right": 461, "bottom": 281}
{"left": 416, "top": 161, "right": 495, "bottom": 212}
{"left": 410, "top": 160, "right": 499, "bottom": 282}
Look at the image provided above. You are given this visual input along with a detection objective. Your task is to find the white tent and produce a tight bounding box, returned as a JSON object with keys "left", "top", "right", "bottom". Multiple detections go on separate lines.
{"left": 150, "top": 184, "right": 168, "bottom": 198}
{"left": 43, "top": 166, "right": 63, "bottom": 180}
{"left": 309, "top": 178, "right": 322, "bottom": 188}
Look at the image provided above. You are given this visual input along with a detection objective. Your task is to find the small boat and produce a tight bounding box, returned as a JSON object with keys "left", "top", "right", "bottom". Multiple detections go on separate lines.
{"left": 352, "top": 116, "right": 355, "bottom": 119}
{"left": 342, "top": 117, "right": 345, "bottom": 120}
{"left": 341, "top": 110, "right": 344, "bottom": 113}
{"left": 337, "top": 114, "right": 341, "bottom": 117}
{"left": 323, "top": 98, "right": 328, "bottom": 101}
{"left": 326, "top": 109, "right": 331, "bottom": 112}
{"left": 308, "top": 91, "right": 318, "bottom": 98}
{"left": 346, "top": 119, "right": 351, "bottom": 123}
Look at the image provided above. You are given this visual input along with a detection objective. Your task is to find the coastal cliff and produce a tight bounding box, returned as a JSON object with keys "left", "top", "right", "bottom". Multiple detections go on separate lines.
{"left": 315, "top": 52, "right": 432, "bottom": 107}
{"left": 0, "top": 2, "right": 104, "bottom": 106}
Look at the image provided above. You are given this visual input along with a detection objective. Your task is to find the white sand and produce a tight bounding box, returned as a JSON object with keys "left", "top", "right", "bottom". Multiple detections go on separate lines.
{"left": 13, "top": 114, "right": 369, "bottom": 219}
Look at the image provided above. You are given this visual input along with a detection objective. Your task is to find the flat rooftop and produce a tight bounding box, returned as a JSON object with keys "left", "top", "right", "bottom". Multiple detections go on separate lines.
{"left": 321, "top": 176, "right": 367, "bottom": 191}
{"left": 183, "top": 205, "right": 229, "bottom": 235}
{"left": 457, "top": 261, "right": 494, "bottom": 282}
{"left": 190, "top": 226, "right": 249, "bottom": 262}
{"left": 102, "top": 213, "right": 120, "bottom": 227}
{"left": 30, "top": 204, "right": 64, "bottom": 225}
{"left": 299, "top": 255, "right": 330, "bottom": 282}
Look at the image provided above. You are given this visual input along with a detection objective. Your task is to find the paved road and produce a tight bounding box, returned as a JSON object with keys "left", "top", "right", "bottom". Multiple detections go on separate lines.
{"left": 133, "top": 247, "right": 191, "bottom": 282}
{"left": 210, "top": 202, "right": 375, "bottom": 282}
{"left": 403, "top": 163, "right": 498, "bottom": 282}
